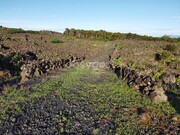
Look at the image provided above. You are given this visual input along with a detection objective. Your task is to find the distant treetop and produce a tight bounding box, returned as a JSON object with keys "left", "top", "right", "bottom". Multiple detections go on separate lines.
{"left": 64, "top": 28, "right": 180, "bottom": 42}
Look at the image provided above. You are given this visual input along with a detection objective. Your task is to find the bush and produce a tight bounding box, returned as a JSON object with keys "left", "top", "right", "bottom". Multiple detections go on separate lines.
{"left": 161, "top": 51, "right": 171, "bottom": 61}
{"left": 155, "top": 51, "right": 171, "bottom": 63}
{"left": 9, "top": 28, "right": 25, "bottom": 34}
{"left": 165, "top": 44, "right": 176, "bottom": 52}
{"left": 50, "top": 39, "right": 63, "bottom": 43}
{"left": 8, "top": 28, "right": 39, "bottom": 34}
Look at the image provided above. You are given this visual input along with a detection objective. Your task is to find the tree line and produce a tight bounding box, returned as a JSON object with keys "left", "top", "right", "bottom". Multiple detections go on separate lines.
{"left": 64, "top": 28, "right": 180, "bottom": 42}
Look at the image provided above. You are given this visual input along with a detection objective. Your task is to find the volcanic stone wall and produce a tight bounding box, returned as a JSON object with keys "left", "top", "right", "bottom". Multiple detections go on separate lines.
{"left": 109, "top": 49, "right": 179, "bottom": 103}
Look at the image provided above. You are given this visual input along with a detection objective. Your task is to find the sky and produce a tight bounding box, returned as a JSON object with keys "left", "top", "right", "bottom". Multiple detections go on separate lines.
{"left": 0, "top": 0, "right": 180, "bottom": 37}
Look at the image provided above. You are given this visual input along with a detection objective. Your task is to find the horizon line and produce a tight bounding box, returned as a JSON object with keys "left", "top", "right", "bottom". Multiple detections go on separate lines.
{"left": 1, "top": 25, "right": 180, "bottom": 38}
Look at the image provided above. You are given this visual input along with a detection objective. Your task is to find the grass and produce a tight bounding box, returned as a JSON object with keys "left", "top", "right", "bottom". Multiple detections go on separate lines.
{"left": 92, "top": 44, "right": 98, "bottom": 49}
{"left": 113, "top": 57, "right": 122, "bottom": 65}
{"left": 53, "top": 68, "right": 178, "bottom": 133}
{"left": 50, "top": 39, "right": 63, "bottom": 43}
{"left": 2, "top": 35, "right": 11, "bottom": 40}
{"left": 0, "top": 67, "right": 179, "bottom": 133}
{"left": 117, "top": 43, "right": 124, "bottom": 49}
{"left": 153, "top": 71, "right": 162, "bottom": 79}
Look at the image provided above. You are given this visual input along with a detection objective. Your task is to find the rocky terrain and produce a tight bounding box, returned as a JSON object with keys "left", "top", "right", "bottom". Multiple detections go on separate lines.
{"left": 0, "top": 27, "right": 99, "bottom": 89}
{"left": 0, "top": 27, "right": 179, "bottom": 134}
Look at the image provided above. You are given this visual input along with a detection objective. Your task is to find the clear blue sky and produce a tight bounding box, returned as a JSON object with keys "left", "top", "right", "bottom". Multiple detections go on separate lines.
{"left": 0, "top": 0, "right": 180, "bottom": 36}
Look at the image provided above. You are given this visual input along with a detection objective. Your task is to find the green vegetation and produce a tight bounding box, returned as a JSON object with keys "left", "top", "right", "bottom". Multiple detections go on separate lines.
{"left": 113, "top": 57, "right": 122, "bottom": 65}
{"left": 64, "top": 28, "right": 180, "bottom": 42}
{"left": 165, "top": 44, "right": 177, "bottom": 54}
{"left": 176, "top": 77, "right": 180, "bottom": 83}
{"left": 8, "top": 28, "right": 25, "bottom": 34}
{"left": 117, "top": 43, "right": 124, "bottom": 49}
{"left": 26, "top": 30, "right": 39, "bottom": 34}
{"left": 153, "top": 72, "right": 162, "bottom": 79}
{"left": 156, "top": 51, "right": 172, "bottom": 64}
{"left": 50, "top": 39, "right": 63, "bottom": 43}
{"left": 160, "top": 51, "right": 172, "bottom": 62}
{"left": 136, "top": 65, "right": 146, "bottom": 70}
{"left": 128, "top": 61, "right": 146, "bottom": 70}
{"left": 11, "top": 53, "right": 21, "bottom": 66}
{"left": 92, "top": 44, "right": 98, "bottom": 49}
{"left": 148, "top": 44, "right": 155, "bottom": 49}
{"left": 2, "top": 35, "right": 11, "bottom": 40}
{"left": 10, "top": 53, "right": 22, "bottom": 76}
{"left": 0, "top": 53, "right": 22, "bottom": 76}
{"left": 8, "top": 28, "right": 39, "bottom": 34}
{"left": 0, "top": 68, "right": 178, "bottom": 133}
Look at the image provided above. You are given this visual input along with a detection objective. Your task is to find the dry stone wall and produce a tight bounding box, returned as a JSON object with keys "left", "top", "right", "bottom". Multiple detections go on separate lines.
{"left": 109, "top": 48, "right": 179, "bottom": 103}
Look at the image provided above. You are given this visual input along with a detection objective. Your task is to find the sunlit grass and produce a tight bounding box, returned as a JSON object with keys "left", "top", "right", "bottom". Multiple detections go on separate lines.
{"left": 0, "top": 67, "right": 178, "bottom": 133}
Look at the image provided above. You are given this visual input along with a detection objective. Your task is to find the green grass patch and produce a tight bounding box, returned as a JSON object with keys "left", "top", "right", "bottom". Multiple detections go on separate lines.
{"left": 113, "top": 57, "right": 122, "bottom": 65}
{"left": 0, "top": 68, "right": 178, "bottom": 133}
{"left": 117, "top": 43, "right": 124, "bottom": 49}
{"left": 51, "top": 68, "right": 177, "bottom": 134}
{"left": 50, "top": 39, "right": 63, "bottom": 43}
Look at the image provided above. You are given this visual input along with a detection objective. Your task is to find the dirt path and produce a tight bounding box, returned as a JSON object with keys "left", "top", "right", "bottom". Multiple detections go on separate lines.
{"left": 88, "top": 43, "right": 114, "bottom": 62}
{"left": 0, "top": 44, "right": 179, "bottom": 134}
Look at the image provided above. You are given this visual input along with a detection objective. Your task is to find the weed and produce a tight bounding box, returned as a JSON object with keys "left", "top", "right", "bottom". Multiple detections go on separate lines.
{"left": 153, "top": 72, "right": 162, "bottom": 78}
{"left": 113, "top": 57, "right": 122, "bottom": 65}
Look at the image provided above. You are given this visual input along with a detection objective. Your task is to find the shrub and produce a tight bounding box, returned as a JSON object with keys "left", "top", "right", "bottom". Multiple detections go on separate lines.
{"left": 9, "top": 28, "right": 25, "bottom": 34}
{"left": 161, "top": 51, "right": 171, "bottom": 61}
{"left": 11, "top": 53, "right": 22, "bottom": 69}
{"left": 155, "top": 51, "right": 171, "bottom": 63}
{"left": 8, "top": 28, "right": 39, "bottom": 34}
{"left": 50, "top": 39, "right": 63, "bottom": 43}
{"left": 165, "top": 44, "right": 176, "bottom": 52}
